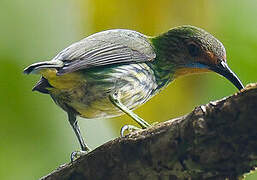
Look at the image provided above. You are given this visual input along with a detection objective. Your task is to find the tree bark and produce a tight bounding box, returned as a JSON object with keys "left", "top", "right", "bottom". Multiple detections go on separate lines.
{"left": 40, "top": 83, "right": 257, "bottom": 180}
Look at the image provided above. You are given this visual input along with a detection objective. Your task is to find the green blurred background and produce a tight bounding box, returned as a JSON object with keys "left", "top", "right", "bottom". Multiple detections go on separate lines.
{"left": 0, "top": 0, "right": 256, "bottom": 179}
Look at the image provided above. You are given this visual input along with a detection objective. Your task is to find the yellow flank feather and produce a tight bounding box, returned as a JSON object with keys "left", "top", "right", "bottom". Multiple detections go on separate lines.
{"left": 174, "top": 67, "right": 211, "bottom": 78}
{"left": 39, "top": 69, "right": 84, "bottom": 90}
{"left": 72, "top": 98, "right": 119, "bottom": 119}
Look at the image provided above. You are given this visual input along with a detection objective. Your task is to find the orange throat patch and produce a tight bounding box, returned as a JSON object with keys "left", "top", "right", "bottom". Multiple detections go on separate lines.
{"left": 174, "top": 67, "right": 211, "bottom": 78}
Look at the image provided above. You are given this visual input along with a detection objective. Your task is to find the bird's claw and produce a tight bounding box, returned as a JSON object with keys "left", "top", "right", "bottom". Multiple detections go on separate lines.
{"left": 120, "top": 124, "right": 141, "bottom": 137}
{"left": 151, "top": 121, "right": 159, "bottom": 126}
{"left": 70, "top": 150, "right": 88, "bottom": 162}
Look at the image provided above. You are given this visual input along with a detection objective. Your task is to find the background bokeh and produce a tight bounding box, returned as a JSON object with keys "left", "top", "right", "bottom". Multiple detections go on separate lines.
{"left": 0, "top": 0, "right": 256, "bottom": 179}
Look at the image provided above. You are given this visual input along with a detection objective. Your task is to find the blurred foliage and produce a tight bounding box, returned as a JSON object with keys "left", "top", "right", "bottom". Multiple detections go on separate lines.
{"left": 0, "top": 0, "right": 256, "bottom": 179}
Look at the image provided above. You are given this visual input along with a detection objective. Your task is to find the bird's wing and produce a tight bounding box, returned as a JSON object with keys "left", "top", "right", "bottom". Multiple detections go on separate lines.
{"left": 54, "top": 29, "right": 156, "bottom": 75}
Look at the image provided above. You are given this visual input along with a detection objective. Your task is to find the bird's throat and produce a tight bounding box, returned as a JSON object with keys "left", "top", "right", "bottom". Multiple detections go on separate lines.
{"left": 174, "top": 67, "right": 211, "bottom": 78}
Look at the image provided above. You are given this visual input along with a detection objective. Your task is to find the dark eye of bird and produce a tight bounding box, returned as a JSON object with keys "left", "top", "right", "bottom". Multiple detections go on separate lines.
{"left": 187, "top": 43, "right": 200, "bottom": 57}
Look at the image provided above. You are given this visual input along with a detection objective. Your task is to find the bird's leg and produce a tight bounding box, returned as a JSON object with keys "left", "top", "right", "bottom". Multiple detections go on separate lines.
{"left": 109, "top": 92, "right": 151, "bottom": 136}
{"left": 67, "top": 111, "right": 90, "bottom": 161}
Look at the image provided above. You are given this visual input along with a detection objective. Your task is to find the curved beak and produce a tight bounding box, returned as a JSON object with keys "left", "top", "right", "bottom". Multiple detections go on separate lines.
{"left": 210, "top": 61, "right": 244, "bottom": 90}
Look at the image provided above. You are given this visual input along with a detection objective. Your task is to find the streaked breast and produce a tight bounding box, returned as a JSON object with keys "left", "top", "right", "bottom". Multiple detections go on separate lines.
{"left": 72, "top": 63, "right": 158, "bottom": 118}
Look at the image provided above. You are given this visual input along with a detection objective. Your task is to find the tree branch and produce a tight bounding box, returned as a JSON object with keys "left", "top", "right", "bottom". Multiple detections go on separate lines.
{"left": 40, "top": 83, "right": 257, "bottom": 180}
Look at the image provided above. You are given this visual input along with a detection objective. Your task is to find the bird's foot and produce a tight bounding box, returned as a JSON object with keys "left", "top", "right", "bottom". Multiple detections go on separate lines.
{"left": 70, "top": 150, "right": 89, "bottom": 162}
{"left": 120, "top": 122, "right": 159, "bottom": 137}
{"left": 120, "top": 124, "right": 141, "bottom": 137}
{"left": 151, "top": 121, "right": 159, "bottom": 126}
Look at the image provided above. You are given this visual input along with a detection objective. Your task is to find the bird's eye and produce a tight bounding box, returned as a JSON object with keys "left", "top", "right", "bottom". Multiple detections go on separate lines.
{"left": 187, "top": 43, "right": 200, "bottom": 57}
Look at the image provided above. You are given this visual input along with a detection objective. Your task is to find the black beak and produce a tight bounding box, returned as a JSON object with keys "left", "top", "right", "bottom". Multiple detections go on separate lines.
{"left": 210, "top": 61, "right": 244, "bottom": 90}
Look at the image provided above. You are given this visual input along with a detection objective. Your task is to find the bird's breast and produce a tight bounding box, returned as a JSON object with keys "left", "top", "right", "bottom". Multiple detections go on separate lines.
{"left": 110, "top": 63, "right": 158, "bottom": 109}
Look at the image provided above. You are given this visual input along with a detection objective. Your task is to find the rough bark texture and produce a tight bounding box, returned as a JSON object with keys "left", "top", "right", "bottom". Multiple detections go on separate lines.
{"left": 40, "top": 83, "right": 257, "bottom": 180}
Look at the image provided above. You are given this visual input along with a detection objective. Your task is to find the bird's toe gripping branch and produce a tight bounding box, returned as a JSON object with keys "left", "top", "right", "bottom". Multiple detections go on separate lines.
{"left": 70, "top": 150, "right": 89, "bottom": 162}
{"left": 120, "top": 124, "right": 141, "bottom": 137}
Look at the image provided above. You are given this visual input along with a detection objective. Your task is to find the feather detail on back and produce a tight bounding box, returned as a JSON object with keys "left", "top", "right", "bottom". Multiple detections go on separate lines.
{"left": 53, "top": 29, "right": 156, "bottom": 75}
{"left": 23, "top": 60, "right": 63, "bottom": 74}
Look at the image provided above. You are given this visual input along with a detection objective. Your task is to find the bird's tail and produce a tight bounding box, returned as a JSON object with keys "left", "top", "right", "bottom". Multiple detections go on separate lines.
{"left": 23, "top": 60, "right": 63, "bottom": 74}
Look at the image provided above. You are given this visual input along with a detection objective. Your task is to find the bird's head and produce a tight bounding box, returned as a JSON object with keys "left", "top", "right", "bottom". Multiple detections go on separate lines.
{"left": 152, "top": 25, "right": 244, "bottom": 90}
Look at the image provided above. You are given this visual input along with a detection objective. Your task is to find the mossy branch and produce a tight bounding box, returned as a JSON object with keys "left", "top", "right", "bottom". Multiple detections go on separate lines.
{"left": 40, "top": 83, "right": 257, "bottom": 180}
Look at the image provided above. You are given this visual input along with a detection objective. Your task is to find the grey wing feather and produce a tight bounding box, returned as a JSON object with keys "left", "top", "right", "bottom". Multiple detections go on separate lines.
{"left": 54, "top": 29, "right": 156, "bottom": 75}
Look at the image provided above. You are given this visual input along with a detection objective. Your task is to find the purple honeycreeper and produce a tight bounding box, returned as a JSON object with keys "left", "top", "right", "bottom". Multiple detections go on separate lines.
{"left": 24, "top": 25, "right": 244, "bottom": 158}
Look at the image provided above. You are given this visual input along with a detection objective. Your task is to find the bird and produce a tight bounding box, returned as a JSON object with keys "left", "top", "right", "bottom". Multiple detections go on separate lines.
{"left": 24, "top": 25, "right": 244, "bottom": 159}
